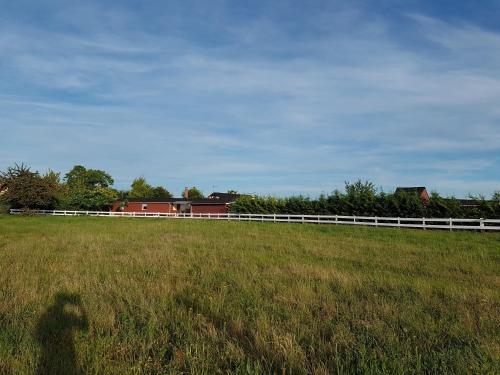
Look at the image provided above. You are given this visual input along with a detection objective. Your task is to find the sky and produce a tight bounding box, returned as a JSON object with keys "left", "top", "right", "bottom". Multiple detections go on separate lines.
{"left": 1, "top": 0, "right": 499, "bottom": 197}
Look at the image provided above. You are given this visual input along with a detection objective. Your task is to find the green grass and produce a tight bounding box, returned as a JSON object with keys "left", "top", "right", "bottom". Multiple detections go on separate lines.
{"left": 0, "top": 216, "right": 499, "bottom": 374}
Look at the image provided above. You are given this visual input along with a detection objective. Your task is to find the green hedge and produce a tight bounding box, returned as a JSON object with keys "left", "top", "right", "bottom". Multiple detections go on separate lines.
{"left": 230, "top": 182, "right": 500, "bottom": 219}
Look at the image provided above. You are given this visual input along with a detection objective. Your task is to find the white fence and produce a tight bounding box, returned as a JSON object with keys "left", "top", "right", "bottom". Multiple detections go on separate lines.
{"left": 9, "top": 209, "right": 500, "bottom": 231}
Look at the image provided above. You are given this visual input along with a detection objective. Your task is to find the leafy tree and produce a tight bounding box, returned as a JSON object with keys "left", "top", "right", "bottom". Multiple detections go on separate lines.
{"left": 492, "top": 191, "right": 500, "bottom": 218}
{"left": 63, "top": 187, "right": 118, "bottom": 211}
{"left": 344, "top": 180, "right": 377, "bottom": 215}
{"left": 0, "top": 164, "right": 60, "bottom": 210}
{"left": 426, "top": 192, "right": 461, "bottom": 218}
{"left": 128, "top": 177, "right": 172, "bottom": 199}
{"left": 390, "top": 191, "right": 426, "bottom": 217}
{"left": 129, "top": 177, "right": 153, "bottom": 198}
{"left": 150, "top": 186, "right": 172, "bottom": 199}
{"left": 63, "top": 165, "right": 116, "bottom": 210}
{"left": 65, "top": 165, "right": 113, "bottom": 189}
{"left": 186, "top": 187, "right": 204, "bottom": 199}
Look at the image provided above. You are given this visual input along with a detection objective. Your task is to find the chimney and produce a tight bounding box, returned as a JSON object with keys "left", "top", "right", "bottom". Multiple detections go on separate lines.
{"left": 183, "top": 187, "right": 189, "bottom": 199}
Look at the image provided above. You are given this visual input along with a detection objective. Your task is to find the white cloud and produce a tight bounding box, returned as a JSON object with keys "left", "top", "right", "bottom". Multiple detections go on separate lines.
{"left": 0, "top": 3, "right": 499, "bottom": 196}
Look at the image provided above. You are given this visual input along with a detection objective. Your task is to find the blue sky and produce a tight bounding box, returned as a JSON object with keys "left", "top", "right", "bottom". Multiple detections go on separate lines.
{"left": 1, "top": 0, "right": 499, "bottom": 197}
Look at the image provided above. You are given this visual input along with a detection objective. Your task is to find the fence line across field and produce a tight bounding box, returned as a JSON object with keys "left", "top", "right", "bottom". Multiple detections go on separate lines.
{"left": 9, "top": 209, "right": 500, "bottom": 231}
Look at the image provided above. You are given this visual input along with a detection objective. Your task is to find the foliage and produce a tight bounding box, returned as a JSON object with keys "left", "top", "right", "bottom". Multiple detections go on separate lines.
{"left": 62, "top": 165, "right": 117, "bottom": 210}
{"left": 128, "top": 177, "right": 172, "bottom": 199}
{"left": 230, "top": 179, "right": 500, "bottom": 218}
{"left": 0, "top": 164, "right": 60, "bottom": 210}
{"left": 0, "top": 216, "right": 498, "bottom": 373}
{"left": 493, "top": 191, "right": 500, "bottom": 217}
{"left": 61, "top": 186, "right": 118, "bottom": 211}
{"left": 1, "top": 161, "right": 498, "bottom": 218}
{"left": 186, "top": 187, "right": 204, "bottom": 199}
{"left": 64, "top": 165, "right": 113, "bottom": 189}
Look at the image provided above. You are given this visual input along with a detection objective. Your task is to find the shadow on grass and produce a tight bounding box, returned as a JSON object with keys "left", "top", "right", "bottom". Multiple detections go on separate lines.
{"left": 36, "top": 292, "right": 88, "bottom": 375}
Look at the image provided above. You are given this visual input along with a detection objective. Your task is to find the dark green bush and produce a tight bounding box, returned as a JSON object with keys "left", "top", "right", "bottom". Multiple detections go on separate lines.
{"left": 230, "top": 181, "right": 499, "bottom": 218}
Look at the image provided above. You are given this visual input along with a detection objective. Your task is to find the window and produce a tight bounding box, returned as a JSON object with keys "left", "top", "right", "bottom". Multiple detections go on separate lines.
{"left": 142, "top": 204, "right": 148, "bottom": 211}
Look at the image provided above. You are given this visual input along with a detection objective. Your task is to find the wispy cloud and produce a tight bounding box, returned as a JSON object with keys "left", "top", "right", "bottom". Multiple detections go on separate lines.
{"left": 0, "top": 1, "right": 499, "bottom": 196}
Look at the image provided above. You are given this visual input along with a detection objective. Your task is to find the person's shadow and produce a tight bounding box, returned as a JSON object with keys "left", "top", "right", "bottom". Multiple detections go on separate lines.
{"left": 35, "top": 292, "right": 88, "bottom": 375}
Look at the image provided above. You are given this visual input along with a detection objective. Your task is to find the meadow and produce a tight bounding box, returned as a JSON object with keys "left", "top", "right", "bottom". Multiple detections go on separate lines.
{"left": 0, "top": 216, "right": 499, "bottom": 374}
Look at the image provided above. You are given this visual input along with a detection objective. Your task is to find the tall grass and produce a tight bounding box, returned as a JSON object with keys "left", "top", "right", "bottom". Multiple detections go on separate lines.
{"left": 0, "top": 216, "right": 499, "bottom": 374}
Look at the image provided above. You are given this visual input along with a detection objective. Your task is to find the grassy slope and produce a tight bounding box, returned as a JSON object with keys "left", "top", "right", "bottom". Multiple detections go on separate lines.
{"left": 0, "top": 216, "right": 499, "bottom": 374}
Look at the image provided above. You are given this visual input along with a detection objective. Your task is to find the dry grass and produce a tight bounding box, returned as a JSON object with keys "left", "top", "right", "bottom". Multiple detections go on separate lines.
{"left": 0, "top": 216, "right": 499, "bottom": 374}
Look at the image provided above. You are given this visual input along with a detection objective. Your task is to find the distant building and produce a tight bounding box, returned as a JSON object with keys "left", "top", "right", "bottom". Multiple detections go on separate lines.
{"left": 111, "top": 191, "right": 241, "bottom": 214}
{"left": 190, "top": 192, "right": 242, "bottom": 214}
{"left": 395, "top": 187, "right": 430, "bottom": 205}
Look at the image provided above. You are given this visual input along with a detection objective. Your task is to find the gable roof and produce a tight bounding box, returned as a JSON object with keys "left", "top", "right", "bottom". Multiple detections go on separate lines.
{"left": 395, "top": 187, "right": 427, "bottom": 195}
{"left": 191, "top": 193, "right": 241, "bottom": 205}
{"left": 120, "top": 192, "right": 242, "bottom": 205}
{"left": 207, "top": 192, "right": 241, "bottom": 200}
{"left": 124, "top": 197, "right": 187, "bottom": 203}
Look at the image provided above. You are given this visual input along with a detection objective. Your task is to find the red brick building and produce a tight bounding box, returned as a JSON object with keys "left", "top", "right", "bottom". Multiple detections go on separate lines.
{"left": 111, "top": 192, "right": 240, "bottom": 214}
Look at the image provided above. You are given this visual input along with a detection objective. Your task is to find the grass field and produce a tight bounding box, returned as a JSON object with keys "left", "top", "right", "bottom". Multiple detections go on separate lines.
{"left": 0, "top": 216, "right": 499, "bottom": 374}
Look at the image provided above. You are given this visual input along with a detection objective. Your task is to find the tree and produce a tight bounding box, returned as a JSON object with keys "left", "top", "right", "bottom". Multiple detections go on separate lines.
{"left": 150, "top": 186, "right": 172, "bottom": 199}
{"left": 63, "top": 187, "right": 118, "bottom": 211}
{"left": 492, "top": 191, "right": 500, "bottom": 218}
{"left": 64, "top": 165, "right": 113, "bottom": 189}
{"left": 129, "top": 177, "right": 153, "bottom": 198}
{"left": 63, "top": 165, "right": 116, "bottom": 210}
{"left": 128, "top": 177, "right": 172, "bottom": 199}
{"left": 0, "top": 164, "right": 60, "bottom": 209}
{"left": 186, "top": 187, "right": 204, "bottom": 199}
{"left": 344, "top": 180, "right": 377, "bottom": 215}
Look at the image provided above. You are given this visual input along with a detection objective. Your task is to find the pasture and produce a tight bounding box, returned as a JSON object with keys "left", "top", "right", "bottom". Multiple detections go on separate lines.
{"left": 0, "top": 216, "right": 499, "bottom": 374}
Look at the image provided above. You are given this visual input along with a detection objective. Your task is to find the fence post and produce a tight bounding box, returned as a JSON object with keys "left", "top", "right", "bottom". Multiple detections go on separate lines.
{"left": 273, "top": 214, "right": 276, "bottom": 223}
{"left": 375, "top": 217, "right": 378, "bottom": 227}
{"left": 397, "top": 217, "right": 400, "bottom": 228}
{"left": 301, "top": 216, "right": 304, "bottom": 224}
{"left": 449, "top": 218, "right": 453, "bottom": 231}
{"left": 480, "top": 218, "right": 485, "bottom": 232}
{"left": 335, "top": 215, "right": 338, "bottom": 225}
{"left": 422, "top": 217, "right": 426, "bottom": 230}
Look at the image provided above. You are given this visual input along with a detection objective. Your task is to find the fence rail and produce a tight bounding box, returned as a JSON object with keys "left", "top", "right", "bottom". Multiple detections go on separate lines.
{"left": 9, "top": 209, "right": 500, "bottom": 231}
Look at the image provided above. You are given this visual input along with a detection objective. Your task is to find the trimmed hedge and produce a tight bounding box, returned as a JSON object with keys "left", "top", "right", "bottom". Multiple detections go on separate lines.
{"left": 230, "top": 182, "right": 500, "bottom": 219}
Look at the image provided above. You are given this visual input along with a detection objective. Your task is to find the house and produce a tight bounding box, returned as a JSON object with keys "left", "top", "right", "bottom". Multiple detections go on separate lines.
{"left": 190, "top": 192, "right": 241, "bottom": 214}
{"left": 111, "top": 191, "right": 241, "bottom": 214}
{"left": 111, "top": 198, "right": 188, "bottom": 213}
{"left": 395, "top": 187, "right": 430, "bottom": 205}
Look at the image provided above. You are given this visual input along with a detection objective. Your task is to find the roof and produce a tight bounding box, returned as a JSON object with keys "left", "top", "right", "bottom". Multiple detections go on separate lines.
{"left": 120, "top": 192, "right": 241, "bottom": 205}
{"left": 124, "top": 197, "right": 187, "bottom": 203}
{"left": 207, "top": 192, "right": 241, "bottom": 200}
{"left": 395, "top": 187, "right": 427, "bottom": 194}
{"left": 190, "top": 199, "right": 235, "bottom": 205}
{"left": 191, "top": 194, "right": 240, "bottom": 205}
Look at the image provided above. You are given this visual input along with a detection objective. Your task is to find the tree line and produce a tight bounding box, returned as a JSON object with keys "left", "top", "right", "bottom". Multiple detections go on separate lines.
{"left": 0, "top": 164, "right": 203, "bottom": 212}
{"left": 1, "top": 164, "right": 499, "bottom": 218}
{"left": 230, "top": 181, "right": 500, "bottom": 219}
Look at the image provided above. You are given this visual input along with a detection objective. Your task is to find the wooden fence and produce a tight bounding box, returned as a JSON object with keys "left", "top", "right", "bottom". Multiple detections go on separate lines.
{"left": 9, "top": 209, "right": 500, "bottom": 231}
